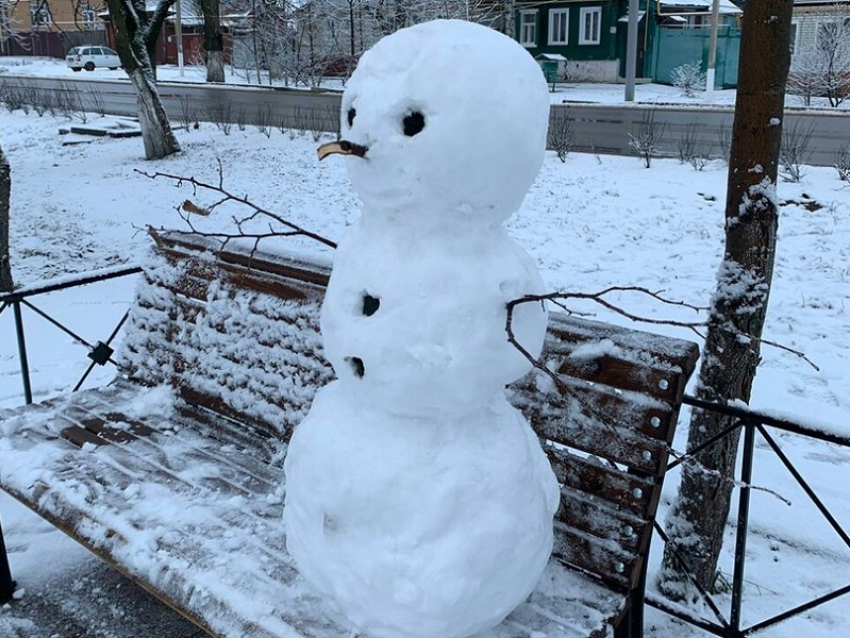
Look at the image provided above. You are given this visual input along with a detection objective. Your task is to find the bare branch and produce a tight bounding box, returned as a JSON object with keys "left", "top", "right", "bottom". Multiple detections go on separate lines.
{"left": 506, "top": 286, "right": 818, "bottom": 379}
{"left": 135, "top": 168, "right": 337, "bottom": 250}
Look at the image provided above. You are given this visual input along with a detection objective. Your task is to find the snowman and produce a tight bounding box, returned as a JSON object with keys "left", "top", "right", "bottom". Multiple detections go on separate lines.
{"left": 283, "top": 19, "right": 560, "bottom": 638}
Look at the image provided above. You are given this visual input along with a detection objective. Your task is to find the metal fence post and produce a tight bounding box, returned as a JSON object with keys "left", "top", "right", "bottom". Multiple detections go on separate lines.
{"left": 0, "top": 515, "right": 15, "bottom": 603}
{"left": 730, "top": 420, "right": 757, "bottom": 631}
{"left": 12, "top": 300, "right": 33, "bottom": 405}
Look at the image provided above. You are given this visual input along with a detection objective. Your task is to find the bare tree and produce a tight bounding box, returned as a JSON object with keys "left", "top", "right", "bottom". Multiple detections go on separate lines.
{"left": 659, "top": 0, "right": 793, "bottom": 599}
{"left": 105, "top": 0, "right": 182, "bottom": 159}
{"left": 196, "top": 0, "right": 225, "bottom": 82}
{"left": 0, "top": 0, "right": 18, "bottom": 56}
{"left": 501, "top": 0, "right": 516, "bottom": 37}
{"left": 0, "top": 138, "right": 12, "bottom": 292}
{"left": 787, "top": 2, "right": 850, "bottom": 107}
{"left": 236, "top": 0, "right": 500, "bottom": 87}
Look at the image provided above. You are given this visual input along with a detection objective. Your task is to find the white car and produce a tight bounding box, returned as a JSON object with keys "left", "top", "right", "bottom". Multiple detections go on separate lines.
{"left": 66, "top": 46, "right": 121, "bottom": 72}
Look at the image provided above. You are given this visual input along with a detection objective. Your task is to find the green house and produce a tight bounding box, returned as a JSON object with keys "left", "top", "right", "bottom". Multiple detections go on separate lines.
{"left": 515, "top": 0, "right": 742, "bottom": 87}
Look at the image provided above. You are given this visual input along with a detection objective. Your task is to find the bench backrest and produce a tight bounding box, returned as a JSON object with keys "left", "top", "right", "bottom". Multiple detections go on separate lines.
{"left": 120, "top": 231, "right": 699, "bottom": 594}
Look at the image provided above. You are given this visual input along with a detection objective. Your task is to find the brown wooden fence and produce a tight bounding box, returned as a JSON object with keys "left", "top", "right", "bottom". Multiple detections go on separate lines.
{"left": 2, "top": 30, "right": 107, "bottom": 59}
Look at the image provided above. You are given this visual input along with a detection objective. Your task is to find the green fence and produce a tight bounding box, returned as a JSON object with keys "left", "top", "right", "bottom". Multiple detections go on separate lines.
{"left": 649, "top": 27, "right": 741, "bottom": 89}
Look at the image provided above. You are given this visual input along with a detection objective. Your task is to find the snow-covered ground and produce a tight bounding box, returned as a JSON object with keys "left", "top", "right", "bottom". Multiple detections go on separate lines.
{"left": 0, "top": 91, "right": 848, "bottom": 637}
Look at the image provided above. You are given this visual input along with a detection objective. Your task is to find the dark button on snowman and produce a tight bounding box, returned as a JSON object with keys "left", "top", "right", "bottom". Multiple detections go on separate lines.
{"left": 284, "top": 19, "right": 559, "bottom": 638}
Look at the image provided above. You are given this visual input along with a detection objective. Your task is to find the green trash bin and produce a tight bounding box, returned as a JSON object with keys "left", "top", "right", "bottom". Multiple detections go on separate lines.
{"left": 535, "top": 54, "right": 566, "bottom": 90}
{"left": 540, "top": 60, "right": 558, "bottom": 84}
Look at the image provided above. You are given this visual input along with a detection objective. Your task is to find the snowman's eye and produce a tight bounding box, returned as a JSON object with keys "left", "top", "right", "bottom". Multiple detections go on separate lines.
{"left": 347, "top": 108, "right": 356, "bottom": 128}
{"left": 403, "top": 111, "right": 425, "bottom": 137}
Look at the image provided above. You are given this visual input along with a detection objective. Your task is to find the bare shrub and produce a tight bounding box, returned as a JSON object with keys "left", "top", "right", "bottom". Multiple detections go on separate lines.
{"left": 833, "top": 147, "right": 850, "bottom": 181}
{"left": 548, "top": 108, "right": 574, "bottom": 163}
{"left": 675, "top": 121, "right": 711, "bottom": 170}
{"left": 1, "top": 81, "right": 25, "bottom": 112}
{"left": 676, "top": 121, "right": 698, "bottom": 164}
{"left": 206, "top": 102, "right": 234, "bottom": 135}
{"left": 780, "top": 120, "right": 814, "bottom": 183}
{"left": 628, "top": 108, "right": 666, "bottom": 168}
{"left": 177, "top": 95, "right": 196, "bottom": 131}
{"left": 30, "top": 88, "right": 55, "bottom": 116}
{"left": 671, "top": 61, "right": 707, "bottom": 98}
{"left": 86, "top": 87, "right": 107, "bottom": 117}
{"left": 689, "top": 153, "right": 710, "bottom": 171}
{"left": 236, "top": 107, "right": 248, "bottom": 131}
{"left": 255, "top": 105, "right": 273, "bottom": 138}
{"left": 277, "top": 116, "right": 289, "bottom": 136}
{"left": 55, "top": 83, "right": 87, "bottom": 122}
{"left": 291, "top": 105, "right": 336, "bottom": 142}
{"left": 716, "top": 123, "right": 732, "bottom": 165}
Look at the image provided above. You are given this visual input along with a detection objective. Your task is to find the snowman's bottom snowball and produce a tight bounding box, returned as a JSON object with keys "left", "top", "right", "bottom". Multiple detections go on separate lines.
{"left": 283, "top": 382, "right": 560, "bottom": 638}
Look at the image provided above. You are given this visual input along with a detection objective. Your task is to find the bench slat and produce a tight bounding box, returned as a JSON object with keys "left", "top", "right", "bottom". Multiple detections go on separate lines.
{"left": 552, "top": 524, "right": 638, "bottom": 590}
{"left": 518, "top": 390, "right": 673, "bottom": 476}
{"left": 556, "top": 489, "right": 651, "bottom": 555}
{"left": 545, "top": 445, "right": 657, "bottom": 517}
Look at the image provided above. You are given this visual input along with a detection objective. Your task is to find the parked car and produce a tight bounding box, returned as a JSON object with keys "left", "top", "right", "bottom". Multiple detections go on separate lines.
{"left": 66, "top": 46, "right": 121, "bottom": 72}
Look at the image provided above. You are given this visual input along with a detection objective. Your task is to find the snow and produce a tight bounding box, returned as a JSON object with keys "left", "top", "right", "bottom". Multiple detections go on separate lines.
{"left": 284, "top": 21, "right": 558, "bottom": 638}
{"left": 658, "top": 0, "right": 741, "bottom": 14}
{"left": 1, "top": 43, "right": 849, "bottom": 638}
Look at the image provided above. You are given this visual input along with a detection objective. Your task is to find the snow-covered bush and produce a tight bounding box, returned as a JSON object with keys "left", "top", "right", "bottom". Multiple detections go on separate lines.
{"left": 629, "top": 108, "right": 666, "bottom": 168}
{"left": 671, "top": 61, "right": 707, "bottom": 98}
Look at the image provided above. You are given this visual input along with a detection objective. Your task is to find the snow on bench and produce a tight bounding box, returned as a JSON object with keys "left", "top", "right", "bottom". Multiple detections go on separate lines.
{"left": 0, "top": 231, "right": 699, "bottom": 638}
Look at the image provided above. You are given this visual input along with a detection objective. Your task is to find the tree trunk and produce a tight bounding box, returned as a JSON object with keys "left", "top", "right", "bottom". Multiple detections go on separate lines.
{"left": 0, "top": 142, "right": 13, "bottom": 293}
{"left": 129, "top": 68, "right": 182, "bottom": 160}
{"left": 200, "top": 0, "right": 225, "bottom": 82}
{"left": 106, "top": 0, "right": 181, "bottom": 160}
{"left": 658, "top": 0, "right": 792, "bottom": 599}
{"left": 502, "top": 0, "right": 516, "bottom": 37}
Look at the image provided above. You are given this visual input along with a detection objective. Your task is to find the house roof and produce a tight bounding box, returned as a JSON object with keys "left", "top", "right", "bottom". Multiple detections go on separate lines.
{"left": 658, "top": 0, "right": 742, "bottom": 14}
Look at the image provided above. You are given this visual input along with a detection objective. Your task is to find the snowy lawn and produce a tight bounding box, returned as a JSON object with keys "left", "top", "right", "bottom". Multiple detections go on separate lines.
{"left": 0, "top": 107, "right": 848, "bottom": 637}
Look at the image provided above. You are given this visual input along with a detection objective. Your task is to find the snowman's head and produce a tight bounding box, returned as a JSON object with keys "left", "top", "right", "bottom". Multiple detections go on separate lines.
{"left": 319, "top": 20, "right": 549, "bottom": 229}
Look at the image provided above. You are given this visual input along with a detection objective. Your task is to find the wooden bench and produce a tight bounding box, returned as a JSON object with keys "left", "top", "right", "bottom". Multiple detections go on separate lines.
{"left": 0, "top": 231, "right": 699, "bottom": 638}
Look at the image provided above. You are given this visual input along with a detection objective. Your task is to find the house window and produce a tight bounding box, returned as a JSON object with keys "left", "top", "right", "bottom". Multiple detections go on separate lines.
{"left": 549, "top": 9, "right": 569, "bottom": 45}
{"left": 519, "top": 10, "right": 538, "bottom": 47}
{"left": 29, "top": 2, "right": 52, "bottom": 27}
{"left": 82, "top": 6, "right": 97, "bottom": 28}
{"left": 579, "top": 7, "right": 601, "bottom": 45}
{"left": 686, "top": 15, "right": 707, "bottom": 29}
{"left": 789, "top": 21, "right": 798, "bottom": 55}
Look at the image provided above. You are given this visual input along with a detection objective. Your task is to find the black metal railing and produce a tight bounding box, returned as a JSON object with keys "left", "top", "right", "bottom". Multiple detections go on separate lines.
{"left": 645, "top": 395, "right": 850, "bottom": 638}
{"left": 1, "top": 265, "right": 142, "bottom": 602}
{"left": 0, "top": 265, "right": 142, "bottom": 405}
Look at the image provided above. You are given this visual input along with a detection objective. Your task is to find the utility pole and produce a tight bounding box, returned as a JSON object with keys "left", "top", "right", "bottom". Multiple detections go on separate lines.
{"left": 175, "top": 0, "right": 185, "bottom": 76}
{"left": 706, "top": 0, "right": 721, "bottom": 100}
{"left": 624, "top": 0, "right": 639, "bottom": 101}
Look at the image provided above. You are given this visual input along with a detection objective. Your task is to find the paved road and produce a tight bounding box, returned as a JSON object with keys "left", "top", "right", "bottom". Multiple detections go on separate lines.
{"left": 1, "top": 75, "right": 342, "bottom": 135}
{"left": 2, "top": 75, "right": 848, "bottom": 167}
